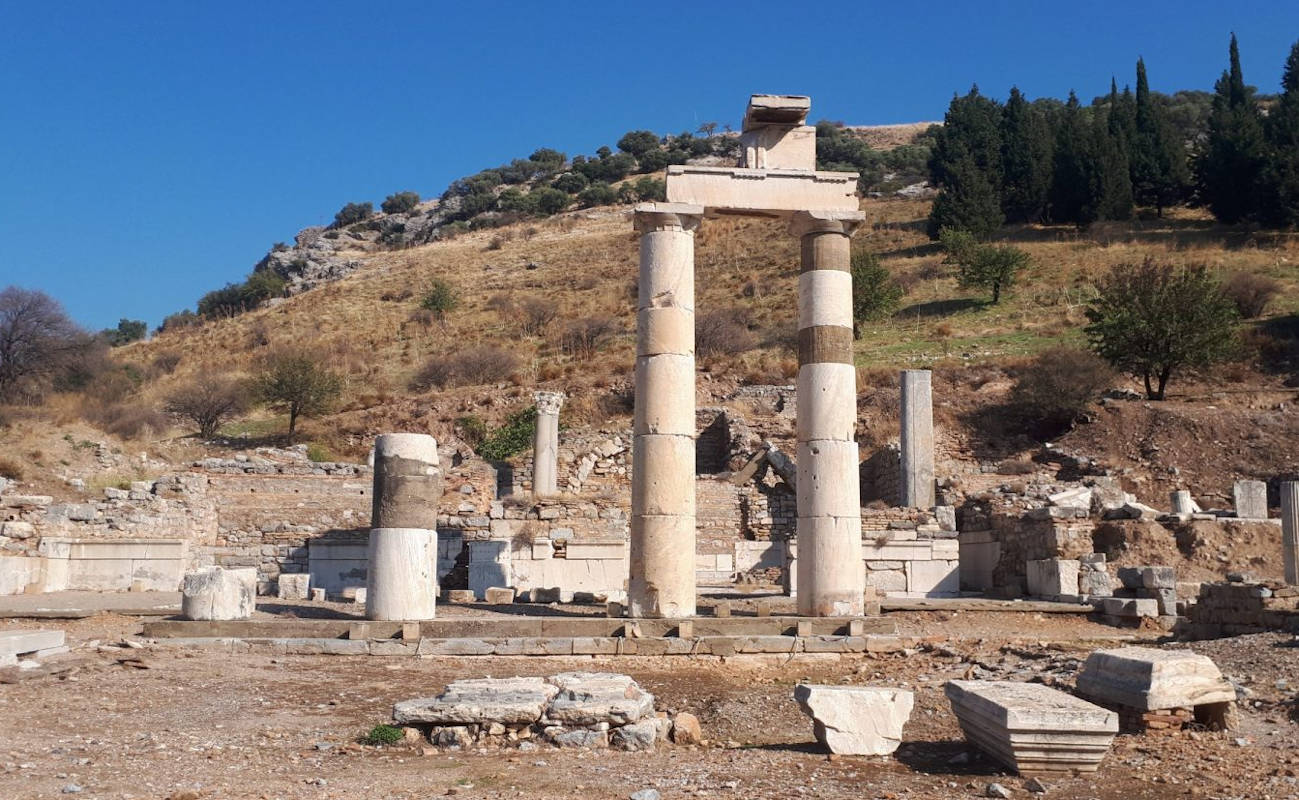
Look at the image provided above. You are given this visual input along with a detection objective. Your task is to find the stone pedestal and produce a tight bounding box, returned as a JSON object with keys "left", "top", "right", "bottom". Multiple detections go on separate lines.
{"left": 366, "top": 528, "right": 439, "bottom": 620}
{"left": 371, "top": 433, "right": 442, "bottom": 529}
{"left": 1282, "top": 482, "right": 1299, "bottom": 585}
{"left": 367, "top": 433, "right": 441, "bottom": 621}
{"left": 1170, "top": 490, "right": 1196, "bottom": 515}
{"left": 790, "top": 210, "right": 865, "bottom": 617}
{"left": 900, "top": 370, "right": 935, "bottom": 509}
{"left": 532, "top": 392, "right": 565, "bottom": 496}
{"left": 181, "top": 567, "right": 256, "bottom": 621}
{"left": 630, "top": 204, "right": 703, "bottom": 618}
{"left": 1233, "top": 479, "right": 1267, "bottom": 520}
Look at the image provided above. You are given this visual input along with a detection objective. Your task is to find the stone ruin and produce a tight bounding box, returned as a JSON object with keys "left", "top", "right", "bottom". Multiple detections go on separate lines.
{"left": 391, "top": 672, "right": 698, "bottom": 752}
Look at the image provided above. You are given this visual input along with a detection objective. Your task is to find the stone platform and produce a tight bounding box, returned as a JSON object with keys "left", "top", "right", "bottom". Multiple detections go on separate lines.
{"left": 945, "top": 680, "right": 1118, "bottom": 774}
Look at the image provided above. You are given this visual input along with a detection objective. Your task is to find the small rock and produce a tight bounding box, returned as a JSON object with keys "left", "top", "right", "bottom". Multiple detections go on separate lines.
{"left": 630, "top": 791, "right": 661, "bottom": 800}
{"left": 62, "top": 785, "right": 83, "bottom": 795}
{"left": 670, "top": 712, "right": 702, "bottom": 745}
{"left": 987, "top": 783, "right": 1012, "bottom": 798}
{"left": 1024, "top": 777, "right": 1048, "bottom": 794}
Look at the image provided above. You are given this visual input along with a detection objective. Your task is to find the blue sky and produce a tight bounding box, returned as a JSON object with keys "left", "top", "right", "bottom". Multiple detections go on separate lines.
{"left": 1, "top": 1, "right": 1296, "bottom": 331}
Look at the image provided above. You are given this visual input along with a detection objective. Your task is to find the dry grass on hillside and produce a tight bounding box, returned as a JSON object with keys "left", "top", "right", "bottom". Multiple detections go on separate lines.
{"left": 93, "top": 197, "right": 1299, "bottom": 461}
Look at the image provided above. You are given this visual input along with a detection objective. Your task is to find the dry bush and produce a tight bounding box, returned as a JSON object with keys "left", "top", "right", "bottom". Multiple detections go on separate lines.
{"left": 518, "top": 297, "right": 558, "bottom": 337}
{"left": 1223, "top": 272, "right": 1280, "bottom": 319}
{"left": 408, "top": 308, "right": 437, "bottom": 329}
{"left": 1008, "top": 347, "right": 1115, "bottom": 433}
{"left": 558, "top": 316, "right": 618, "bottom": 358}
{"left": 149, "top": 351, "right": 182, "bottom": 377}
{"left": 164, "top": 375, "right": 250, "bottom": 438}
{"left": 997, "top": 458, "right": 1036, "bottom": 475}
{"left": 0, "top": 455, "right": 23, "bottom": 481}
{"left": 84, "top": 401, "right": 170, "bottom": 440}
{"left": 696, "top": 309, "right": 757, "bottom": 358}
{"left": 485, "top": 293, "right": 514, "bottom": 312}
{"left": 411, "top": 346, "right": 520, "bottom": 390}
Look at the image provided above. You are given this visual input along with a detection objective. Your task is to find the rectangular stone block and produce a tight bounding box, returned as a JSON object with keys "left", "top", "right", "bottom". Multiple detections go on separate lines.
{"left": 0, "top": 629, "right": 65, "bottom": 657}
{"left": 1141, "top": 566, "right": 1176, "bottom": 589}
{"left": 1234, "top": 480, "right": 1267, "bottom": 520}
{"left": 665, "top": 165, "right": 859, "bottom": 214}
{"left": 276, "top": 573, "right": 310, "bottom": 600}
{"left": 906, "top": 559, "right": 960, "bottom": 596}
{"left": 1027, "top": 559, "right": 1081, "bottom": 599}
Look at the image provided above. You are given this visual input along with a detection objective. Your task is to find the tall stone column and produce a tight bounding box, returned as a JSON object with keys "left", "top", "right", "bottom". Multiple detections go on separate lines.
{"left": 366, "top": 433, "right": 441, "bottom": 621}
{"left": 791, "top": 209, "right": 866, "bottom": 617}
{"left": 630, "top": 203, "right": 703, "bottom": 618}
{"left": 1282, "top": 482, "right": 1299, "bottom": 585}
{"left": 532, "top": 391, "right": 565, "bottom": 496}
{"left": 900, "top": 369, "right": 935, "bottom": 509}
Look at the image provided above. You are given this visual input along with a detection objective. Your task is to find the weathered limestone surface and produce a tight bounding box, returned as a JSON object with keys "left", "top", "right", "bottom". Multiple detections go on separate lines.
{"left": 366, "top": 528, "right": 438, "bottom": 621}
{"left": 394, "top": 677, "right": 560, "bottom": 724}
{"left": 277, "top": 573, "right": 310, "bottom": 600}
{"left": 547, "top": 672, "right": 656, "bottom": 726}
{"left": 945, "top": 680, "right": 1118, "bottom": 774}
{"left": 1282, "top": 482, "right": 1299, "bottom": 585}
{"left": 532, "top": 392, "right": 565, "bottom": 497}
{"left": 1234, "top": 480, "right": 1267, "bottom": 520}
{"left": 792, "top": 209, "right": 865, "bottom": 617}
{"left": 900, "top": 370, "right": 935, "bottom": 509}
{"left": 630, "top": 204, "right": 702, "bottom": 619}
{"left": 0, "top": 629, "right": 65, "bottom": 658}
{"left": 181, "top": 566, "right": 256, "bottom": 621}
{"left": 1026, "top": 558, "right": 1080, "bottom": 600}
{"left": 793, "top": 684, "right": 913, "bottom": 755}
{"left": 1170, "top": 491, "right": 1199, "bottom": 515}
{"left": 665, "top": 166, "right": 858, "bottom": 214}
{"left": 1075, "top": 647, "right": 1236, "bottom": 710}
{"left": 371, "top": 433, "right": 441, "bottom": 530}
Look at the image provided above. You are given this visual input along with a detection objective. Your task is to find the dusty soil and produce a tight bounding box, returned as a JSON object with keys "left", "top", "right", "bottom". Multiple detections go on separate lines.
{"left": 2, "top": 613, "right": 1296, "bottom": 800}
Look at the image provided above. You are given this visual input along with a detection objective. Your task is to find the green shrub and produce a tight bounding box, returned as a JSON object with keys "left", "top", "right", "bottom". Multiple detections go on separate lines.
{"left": 632, "top": 177, "right": 666, "bottom": 201}
{"left": 332, "top": 202, "right": 374, "bottom": 228}
{"left": 617, "top": 130, "right": 661, "bottom": 157}
{"left": 305, "top": 443, "right": 333, "bottom": 462}
{"left": 419, "top": 279, "right": 460, "bottom": 318}
{"left": 104, "top": 318, "right": 147, "bottom": 347}
{"left": 158, "top": 309, "right": 200, "bottom": 334}
{"left": 551, "top": 172, "right": 588, "bottom": 194}
{"left": 577, "top": 181, "right": 618, "bottom": 208}
{"left": 850, "top": 252, "right": 904, "bottom": 335}
{"left": 360, "top": 724, "right": 404, "bottom": 746}
{"left": 380, "top": 191, "right": 420, "bottom": 215}
{"left": 636, "top": 148, "right": 671, "bottom": 173}
{"left": 455, "top": 415, "right": 489, "bottom": 447}
{"left": 478, "top": 406, "right": 537, "bottom": 462}
{"left": 529, "top": 148, "right": 567, "bottom": 170}
{"left": 941, "top": 229, "right": 1028, "bottom": 304}
{"left": 530, "top": 187, "right": 571, "bottom": 216}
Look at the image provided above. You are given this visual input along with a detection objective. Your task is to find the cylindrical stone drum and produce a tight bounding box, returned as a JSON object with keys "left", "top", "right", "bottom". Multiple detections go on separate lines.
{"left": 366, "top": 527, "right": 438, "bottom": 620}
{"left": 371, "top": 433, "right": 441, "bottom": 529}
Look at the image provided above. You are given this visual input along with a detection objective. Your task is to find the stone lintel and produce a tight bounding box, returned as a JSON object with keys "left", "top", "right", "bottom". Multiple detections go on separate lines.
{"left": 743, "top": 94, "right": 811, "bottom": 130}
{"left": 664, "top": 166, "right": 859, "bottom": 216}
{"left": 632, "top": 203, "right": 704, "bottom": 233}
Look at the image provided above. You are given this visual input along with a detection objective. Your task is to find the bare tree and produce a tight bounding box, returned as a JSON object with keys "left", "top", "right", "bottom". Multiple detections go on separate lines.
{"left": 0, "top": 287, "right": 87, "bottom": 402}
{"left": 164, "top": 375, "right": 250, "bottom": 438}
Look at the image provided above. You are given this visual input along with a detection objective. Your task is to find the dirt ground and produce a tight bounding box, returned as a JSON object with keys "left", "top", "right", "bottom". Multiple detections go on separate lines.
{"left": 2, "top": 612, "right": 1297, "bottom": 800}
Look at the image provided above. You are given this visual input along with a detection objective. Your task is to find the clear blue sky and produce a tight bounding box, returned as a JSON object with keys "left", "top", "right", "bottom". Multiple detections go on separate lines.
{"left": 1, "top": 1, "right": 1296, "bottom": 331}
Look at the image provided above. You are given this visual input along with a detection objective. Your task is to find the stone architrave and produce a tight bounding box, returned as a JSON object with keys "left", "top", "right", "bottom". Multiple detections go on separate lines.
{"left": 1233, "top": 480, "right": 1267, "bottom": 520}
{"left": 790, "top": 209, "right": 866, "bottom": 617}
{"left": 532, "top": 391, "right": 565, "bottom": 497}
{"left": 1075, "top": 647, "right": 1236, "bottom": 710}
{"left": 1281, "top": 482, "right": 1299, "bottom": 585}
{"left": 900, "top": 370, "right": 935, "bottom": 509}
{"left": 181, "top": 567, "right": 256, "bottom": 621}
{"left": 629, "top": 203, "right": 703, "bottom": 619}
{"left": 367, "top": 433, "right": 442, "bottom": 621}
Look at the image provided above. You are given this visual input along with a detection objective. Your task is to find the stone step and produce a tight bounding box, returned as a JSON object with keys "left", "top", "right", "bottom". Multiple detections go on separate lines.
{"left": 0, "top": 629, "right": 65, "bottom": 659}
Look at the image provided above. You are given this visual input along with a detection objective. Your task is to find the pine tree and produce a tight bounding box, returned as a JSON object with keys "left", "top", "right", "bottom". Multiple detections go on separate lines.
{"left": 1261, "top": 40, "right": 1299, "bottom": 228}
{"left": 927, "top": 86, "right": 1005, "bottom": 238}
{"left": 1090, "top": 99, "right": 1133, "bottom": 222}
{"left": 1049, "top": 92, "right": 1092, "bottom": 224}
{"left": 1131, "top": 58, "right": 1189, "bottom": 215}
{"left": 1199, "top": 34, "right": 1267, "bottom": 223}
{"left": 1000, "top": 87, "right": 1054, "bottom": 223}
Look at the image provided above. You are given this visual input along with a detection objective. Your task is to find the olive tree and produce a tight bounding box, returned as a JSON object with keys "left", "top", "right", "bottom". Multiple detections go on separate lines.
{"left": 253, "top": 350, "right": 342, "bottom": 443}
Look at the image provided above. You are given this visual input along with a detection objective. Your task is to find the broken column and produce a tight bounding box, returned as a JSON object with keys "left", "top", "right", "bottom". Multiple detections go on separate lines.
{"left": 791, "top": 209, "right": 865, "bottom": 617}
{"left": 1282, "top": 481, "right": 1299, "bottom": 585}
{"left": 630, "top": 203, "right": 703, "bottom": 618}
{"left": 1233, "top": 479, "right": 1267, "bottom": 520}
{"left": 532, "top": 391, "right": 565, "bottom": 497}
{"left": 367, "top": 433, "right": 442, "bottom": 621}
{"left": 1170, "top": 490, "right": 1196, "bottom": 515}
{"left": 181, "top": 566, "right": 256, "bottom": 621}
{"left": 900, "top": 369, "right": 935, "bottom": 509}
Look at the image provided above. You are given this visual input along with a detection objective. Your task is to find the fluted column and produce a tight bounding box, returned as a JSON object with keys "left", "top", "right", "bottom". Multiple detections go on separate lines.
{"left": 366, "top": 433, "right": 441, "bottom": 620}
{"left": 900, "top": 370, "right": 935, "bottom": 509}
{"left": 532, "top": 391, "right": 565, "bottom": 496}
{"left": 630, "top": 203, "right": 703, "bottom": 618}
{"left": 1282, "top": 482, "right": 1299, "bottom": 585}
{"left": 791, "top": 209, "right": 866, "bottom": 617}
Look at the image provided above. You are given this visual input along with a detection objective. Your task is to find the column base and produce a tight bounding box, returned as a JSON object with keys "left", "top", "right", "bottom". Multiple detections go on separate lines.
{"left": 366, "top": 527, "right": 438, "bottom": 621}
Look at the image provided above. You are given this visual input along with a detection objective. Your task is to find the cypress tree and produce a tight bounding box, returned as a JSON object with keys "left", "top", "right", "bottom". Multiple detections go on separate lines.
{"left": 1050, "top": 92, "right": 1092, "bottom": 224}
{"left": 1131, "top": 58, "right": 1189, "bottom": 215}
{"left": 1107, "top": 79, "right": 1137, "bottom": 168}
{"left": 1089, "top": 99, "right": 1133, "bottom": 222}
{"left": 1199, "top": 34, "right": 1267, "bottom": 223}
{"left": 928, "top": 86, "right": 1005, "bottom": 238}
{"left": 1000, "top": 87, "right": 1054, "bottom": 223}
{"left": 1261, "top": 40, "right": 1299, "bottom": 228}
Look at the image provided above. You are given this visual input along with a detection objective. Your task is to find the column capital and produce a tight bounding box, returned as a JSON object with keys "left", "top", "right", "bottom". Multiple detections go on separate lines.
{"left": 533, "top": 390, "right": 566, "bottom": 416}
{"left": 634, "top": 203, "right": 705, "bottom": 234}
{"left": 788, "top": 209, "right": 866, "bottom": 238}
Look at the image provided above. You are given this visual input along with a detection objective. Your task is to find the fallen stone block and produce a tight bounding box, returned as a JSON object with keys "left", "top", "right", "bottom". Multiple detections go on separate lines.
{"left": 1075, "top": 647, "right": 1236, "bottom": 711}
{"left": 548, "top": 672, "right": 655, "bottom": 726}
{"left": 945, "top": 680, "right": 1117, "bottom": 774}
{"left": 1048, "top": 487, "right": 1092, "bottom": 511}
{"left": 1026, "top": 559, "right": 1080, "bottom": 599}
{"left": 0, "top": 629, "right": 65, "bottom": 658}
{"left": 610, "top": 720, "right": 657, "bottom": 751}
{"left": 445, "top": 589, "right": 476, "bottom": 604}
{"left": 393, "top": 677, "right": 559, "bottom": 725}
{"left": 484, "top": 586, "right": 516, "bottom": 604}
{"left": 1100, "top": 597, "right": 1159, "bottom": 618}
{"left": 793, "top": 684, "right": 912, "bottom": 755}
{"left": 276, "top": 573, "right": 310, "bottom": 601}
{"left": 1141, "top": 566, "right": 1176, "bottom": 590}
{"left": 181, "top": 567, "right": 256, "bottom": 621}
